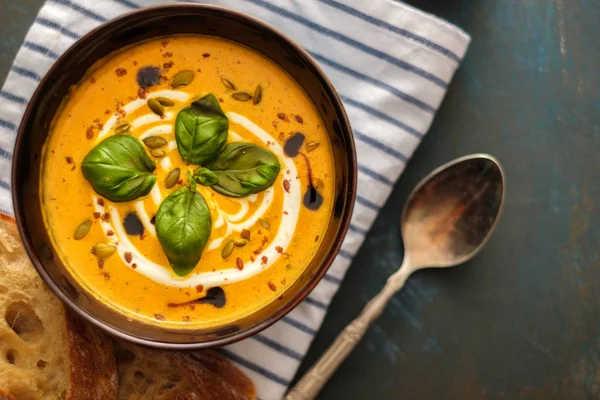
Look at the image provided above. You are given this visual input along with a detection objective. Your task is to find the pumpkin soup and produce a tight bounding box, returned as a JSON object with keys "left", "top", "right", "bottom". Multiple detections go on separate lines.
{"left": 40, "top": 35, "right": 335, "bottom": 328}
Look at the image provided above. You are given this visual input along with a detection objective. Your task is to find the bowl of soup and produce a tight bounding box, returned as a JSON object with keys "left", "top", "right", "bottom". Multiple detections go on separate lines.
{"left": 12, "top": 4, "right": 356, "bottom": 349}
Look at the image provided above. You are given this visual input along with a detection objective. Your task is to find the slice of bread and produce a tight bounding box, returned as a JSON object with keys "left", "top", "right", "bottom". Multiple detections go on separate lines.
{"left": 0, "top": 214, "right": 118, "bottom": 399}
{"left": 114, "top": 341, "right": 256, "bottom": 399}
{"left": 0, "top": 214, "right": 256, "bottom": 399}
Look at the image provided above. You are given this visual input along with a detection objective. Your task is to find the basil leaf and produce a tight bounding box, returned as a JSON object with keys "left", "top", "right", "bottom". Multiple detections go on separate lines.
{"left": 81, "top": 135, "right": 156, "bottom": 202}
{"left": 204, "top": 142, "right": 280, "bottom": 197}
{"left": 175, "top": 94, "right": 229, "bottom": 164}
{"left": 155, "top": 175, "right": 212, "bottom": 276}
{"left": 193, "top": 167, "right": 219, "bottom": 186}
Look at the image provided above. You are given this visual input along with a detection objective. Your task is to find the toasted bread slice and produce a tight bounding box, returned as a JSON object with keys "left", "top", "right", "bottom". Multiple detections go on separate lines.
{"left": 114, "top": 340, "right": 256, "bottom": 399}
{"left": 0, "top": 214, "right": 255, "bottom": 399}
{"left": 0, "top": 214, "right": 118, "bottom": 399}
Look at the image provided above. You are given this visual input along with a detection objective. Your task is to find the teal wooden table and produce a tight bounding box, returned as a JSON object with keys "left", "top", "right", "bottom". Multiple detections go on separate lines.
{"left": 2, "top": 1, "right": 599, "bottom": 398}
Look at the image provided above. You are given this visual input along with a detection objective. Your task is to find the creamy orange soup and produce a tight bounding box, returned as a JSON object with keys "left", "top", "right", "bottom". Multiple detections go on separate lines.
{"left": 41, "top": 36, "right": 334, "bottom": 328}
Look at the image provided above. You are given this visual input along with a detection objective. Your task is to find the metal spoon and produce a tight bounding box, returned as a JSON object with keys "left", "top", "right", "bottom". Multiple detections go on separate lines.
{"left": 285, "top": 154, "right": 505, "bottom": 400}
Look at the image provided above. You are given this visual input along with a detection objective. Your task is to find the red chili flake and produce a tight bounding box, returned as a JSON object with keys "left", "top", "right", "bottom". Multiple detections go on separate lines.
{"left": 262, "top": 236, "right": 269, "bottom": 246}
{"left": 132, "top": 263, "right": 137, "bottom": 269}
{"left": 278, "top": 132, "right": 284, "bottom": 141}
{"left": 163, "top": 61, "right": 174, "bottom": 70}
{"left": 182, "top": 316, "right": 191, "bottom": 322}
{"left": 202, "top": 53, "right": 210, "bottom": 58}
{"left": 295, "top": 115, "right": 304, "bottom": 124}
{"left": 195, "top": 285, "right": 204, "bottom": 293}
{"left": 268, "top": 281, "right": 276, "bottom": 291}
{"left": 138, "top": 86, "right": 147, "bottom": 99}
{"left": 236, "top": 257, "right": 244, "bottom": 270}
{"left": 154, "top": 314, "right": 166, "bottom": 321}
{"left": 102, "top": 213, "right": 110, "bottom": 222}
{"left": 315, "top": 235, "right": 319, "bottom": 242}
{"left": 241, "top": 229, "right": 251, "bottom": 240}
{"left": 272, "top": 121, "right": 279, "bottom": 129}
{"left": 93, "top": 212, "right": 101, "bottom": 219}
{"left": 163, "top": 52, "right": 173, "bottom": 58}
{"left": 106, "top": 230, "right": 114, "bottom": 236}
{"left": 277, "top": 113, "right": 288, "bottom": 121}
{"left": 261, "top": 256, "right": 268, "bottom": 264}
{"left": 218, "top": 97, "right": 224, "bottom": 103}
{"left": 115, "top": 68, "right": 127, "bottom": 77}
{"left": 65, "top": 156, "right": 74, "bottom": 164}
{"left": 196, "top": 68, "right": 202, "bottom": 73}
{"left": 161, "top": 40, "right": 170, "bottom": 47}
{"left": 102, "top": 272, "right": 111, "bottom": 280}
{"left": 283, "top": 179, "right": 290, "bottom": 193}
{"left": 281, "top": 277, "right": 287, "bottom": 285}
{"left": 117, "top": 109, "right": 127, "bottom": 118}
{"left": 70, "top": 164, "right": 76, "bottom": 171}
{"left": 97, "top": 198, "right": 105, "bottom": 206}
{"left": 124, "top": 252, "right": 132, "bottom": 263}
{"left": 98, "top": 259, "right": 104, "bottom": 269}
{"left": 90, "top": 77, "right": 96, "bottom": 84}
{"left": 250, "top": 256, "right": 256, "bottom": 262}
{"left": 104, "top": 109, "right": 110, "bottom": 115}
{"left": 253, "top": 248, "right": 262, "bottom": 255}
{"left": 133, "top": 61, "right": 138, "bottom": 66}
{"left": 276, "top": 246, "right": 283, "bottom": 253}
{"left": 283, "top": 211, "right": 288, "bottom": 215}
{"left": 159, "top": 75, "right": 168, "bottom": 84}
{"left": 86, "top": 127, "right": 94, "bottom": 140}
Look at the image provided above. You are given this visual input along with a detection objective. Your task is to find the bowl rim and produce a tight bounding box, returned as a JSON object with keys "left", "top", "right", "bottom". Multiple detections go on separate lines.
{"left": 12, "top": 3, "right": 357, "bottom": 349}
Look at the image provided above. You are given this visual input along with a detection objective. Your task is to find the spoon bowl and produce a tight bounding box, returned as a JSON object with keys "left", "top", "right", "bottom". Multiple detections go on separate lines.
{"left": 402, "top": 154, "right": 505, "bottom": 269}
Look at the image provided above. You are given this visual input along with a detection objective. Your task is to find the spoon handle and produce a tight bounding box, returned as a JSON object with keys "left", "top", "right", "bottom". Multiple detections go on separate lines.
{"left": 285, "top": 264, "right": 413, "bottom": 400}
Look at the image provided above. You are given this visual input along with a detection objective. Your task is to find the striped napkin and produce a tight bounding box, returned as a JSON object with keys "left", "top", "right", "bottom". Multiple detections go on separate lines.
{"left": 0, "top": 0, "right": 470, "bottom": 398}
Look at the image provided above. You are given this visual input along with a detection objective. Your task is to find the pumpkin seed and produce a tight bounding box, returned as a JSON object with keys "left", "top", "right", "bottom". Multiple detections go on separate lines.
{"left": 155, "top": 97, "right": 174, "bottom": 106}
{"left": 143, "top": 136, "right": 168, "bottom": 149}
{"left": 114, "top": 121, "right": 131, "bottom": 134}
{"left": 170, "top": 70, "right": 194, "bottom": 89}
{"left": 253, "top": 85, "right": 263, "bottom": 105}
{"left": 258, "top": 218, "right": 270, "bottom": 230}
{"left": 231, "top": 92, "right": 253, "bottom": 102}
{"left": 220, "top": 77, "right": 236, "bottom": 90}
{"left": 221, "top": 239, "right": 234, "bottom": 259}
{"left": 74, "top": 220, "right": 92, "bottom": 240}
{"left": 165, "top": 168, "right": 180, "bottom": 189}
{"left": 92, "top": 243, "right": 116, "bottom": 259}
{"left": 150, "top": 148, "right": 166, "bottom": 158}
{"left": 147, "top": 98, "right": 164, "bottom": 116}
{"left": 305, "top": 141, "right": 320, "bottom": 152}
{"left": 234, "top": 239, "right": 247, "bottom": 247}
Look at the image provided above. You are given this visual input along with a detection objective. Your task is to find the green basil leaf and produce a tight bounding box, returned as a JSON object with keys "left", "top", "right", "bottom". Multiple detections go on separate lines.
{"left": 175, "top": 94, "right": 229, "bottom": 164}
{"left": 204, "top": 142, "right": 280, "bottom": 197}
{"left": 81, "top": 135, "right": 156, "bottom": 202}
{"left": 193, "top": 167, "right": 219, "bottom": 186}
{"left": 155, "top": 175, "right": 212, "bottom": 276}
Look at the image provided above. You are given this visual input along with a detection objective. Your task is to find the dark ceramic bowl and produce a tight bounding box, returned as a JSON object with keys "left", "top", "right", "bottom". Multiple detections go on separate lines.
{"left": 12, "top": 4, "right": 356, "bottom": 349}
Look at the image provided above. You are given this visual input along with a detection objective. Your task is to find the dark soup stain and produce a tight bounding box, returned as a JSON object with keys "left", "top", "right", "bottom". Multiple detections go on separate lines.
{"left": 123, "top": 213, "right": 144, "bottom": 237}
{"left": 137, "top": 66, "right": 161, "bottom": 87}
{"left": 304, "top": 184, "right": 324, "bottom": 210}
{"left": 284, "top": 132, "right": 305, "bottom": 157}
{"left": 298, "top": 152, "right": 324, "bottom": 211}
{"left": 167, "top": 287, "right": 226, "bottom": 309}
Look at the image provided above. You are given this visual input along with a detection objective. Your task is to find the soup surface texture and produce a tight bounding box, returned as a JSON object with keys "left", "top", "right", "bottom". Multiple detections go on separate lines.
{"left": 41, "top": 35, "right": 334, "bottom": 328}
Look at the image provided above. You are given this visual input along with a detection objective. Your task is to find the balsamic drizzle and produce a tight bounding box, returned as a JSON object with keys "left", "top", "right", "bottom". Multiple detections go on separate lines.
{"left": 298, "top": 152, "right": 324, "bottom": 210}
{"left": 136, "top": 66, "right": 161, "bottom": 88}
{"left": 167, "top": 287, "right": 226, "bottom": 309}
{"left": 123, "top": 213, "right": 144, "bottom": 237}
{"left": 283, "top": 132, "right": 305, "bottom": 157}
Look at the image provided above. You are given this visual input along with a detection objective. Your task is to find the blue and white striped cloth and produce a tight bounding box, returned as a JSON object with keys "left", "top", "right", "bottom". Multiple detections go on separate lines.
{"left": 0, "top": 1, "right": 469, "bottom": 398}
